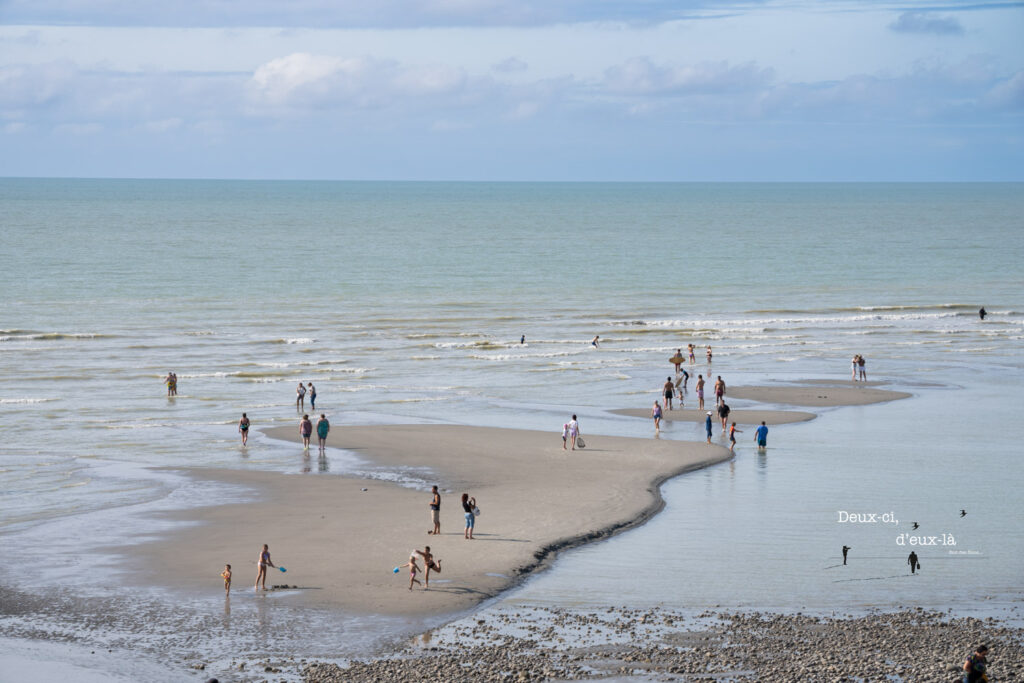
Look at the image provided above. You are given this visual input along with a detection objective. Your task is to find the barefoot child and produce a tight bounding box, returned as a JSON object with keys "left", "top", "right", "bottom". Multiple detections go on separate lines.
{"left": 561, "top": 422, "right": 569, "bottom": 450}
{"left": 729, "top": 422, "right": 742, "bottom": 452}
{"left": 220, "top": 564, "right": 232, "bottom": 593}
{"left": 399, "top": 555, "right": 422, "bottom": 590}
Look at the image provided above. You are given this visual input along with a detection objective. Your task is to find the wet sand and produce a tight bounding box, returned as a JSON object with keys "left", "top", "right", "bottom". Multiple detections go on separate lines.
{"left": 124, "top": 425, "right": 731, "bottom": 616}
{"left": 608, "top": 407, "right": 815, "bottom": 424}
{"left": 724, "top": 383, "right": 911, "bottom": 407}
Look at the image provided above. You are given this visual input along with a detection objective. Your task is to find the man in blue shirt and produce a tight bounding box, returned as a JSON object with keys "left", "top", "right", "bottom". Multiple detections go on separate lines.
{"left": 755, "top": 421, "right": 768, "bottom": 449}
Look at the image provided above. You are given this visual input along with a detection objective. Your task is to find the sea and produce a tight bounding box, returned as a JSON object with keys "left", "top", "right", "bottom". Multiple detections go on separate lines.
{"left": 1, "top": 179, "right": 1022, "bottom": 680}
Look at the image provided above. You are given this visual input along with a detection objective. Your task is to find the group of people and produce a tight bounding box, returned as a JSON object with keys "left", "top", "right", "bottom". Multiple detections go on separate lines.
{"left": 398, "top": 485, "right": 478, "bottom": 590}
{"left": 296, "top": 381, "right": 317, "bottom": 410}
{"left": 851, "top": 355, "right": 867, "bottom": 381}
{"left": 163, "top": 371, "right": 178, "bottom": 396}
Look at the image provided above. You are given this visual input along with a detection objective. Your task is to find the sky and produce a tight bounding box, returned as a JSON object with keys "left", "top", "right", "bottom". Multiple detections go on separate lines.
{"left": 1, "top": 0, "right": 1022, "bottom": 180}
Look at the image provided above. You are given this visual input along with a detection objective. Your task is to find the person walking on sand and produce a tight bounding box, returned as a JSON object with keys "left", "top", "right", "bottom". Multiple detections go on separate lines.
{"left": 568, "top": 414, "right": 581, "bottom": 450}
{"left": 296, "top": 382, "right": 306, "bottom": 411}
{"left": 729, "top": 422, "right": 741, "bottom": 451}
{"left": 718, "top": 401, "right": 731, "bottom": 430}
{"left": 963, "top": 644, "right": 989, "bottom": 683}
{"left": 652, "top": 400, "right": 663, "bottom": 431}
{"left": 462, "top": 493, "right": 477, "bottom": 540}
{"left": 415, "top": 546, "right": 442, "bottom": 587}
{"left": 858, "top": 355, "right": 866, "bottom": 381}
{"left": 755, "top": 421, "right": 768, "bottom": 449}
{"left": 842, "top": 545, "right": 851, "bottom": 565}
{"left": 907, "top": 550, "right": 919, "bottom": 574}
{"left": 399, "top": 554, "right": 422, "bottom": 590}
{"left": 705, "top": 412, "right": 713, "bottom": 444}
{"left": 316, "top": 413, "right": 329, "bottom": 453}
{"left": 663, "top": 377, "right": 675, "bottom": 410}
{"left": 254, "top": 544, "right": 275, "bottom": 591}
{"left": 671, "top": 349, "right": 684, "bottom": 375}
{"left": 238, "top": 413, "right": 250, "bottom": 446}
{"left": 428, "top": 485, "right": 441, "bottom": 535}
{"left": 696, "top": 375, "right": 706, "bottom": 411}
{"left": 561, "top": 421, "right": 569, "bottom": 449}
{"left": 308, "top": 382, "right": 316, "bottom": 410}
{"left": 299, "top": 414, "right": 312, "bottom": 450}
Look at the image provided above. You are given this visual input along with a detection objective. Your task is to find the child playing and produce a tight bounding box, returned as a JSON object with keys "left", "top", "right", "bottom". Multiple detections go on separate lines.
{"left": 220, "top": 564, "right": 232, "bottom": 593}
{"left": 729, "top": 422, "right": 742, "bottom": 452}
{"left": 561, "top": 422, "right": 569, "bottom": 450}
{"left": 399, "top": 555, "right": 422, "bottom": 590}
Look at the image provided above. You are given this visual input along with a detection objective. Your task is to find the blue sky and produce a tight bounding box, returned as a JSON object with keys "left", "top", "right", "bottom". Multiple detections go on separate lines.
{"left": 1, "top": 1, "right": 1021, "bottom": 180}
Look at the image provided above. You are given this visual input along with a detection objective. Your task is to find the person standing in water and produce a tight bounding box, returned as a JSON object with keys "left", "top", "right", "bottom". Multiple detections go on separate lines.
{"left": 591, "top": 335, "right": 600, "bottom": 348}
{"left": 296, "top": 382, "right": 306, "bottom": 411}
{"left": 696, "top": 375, "right": 706, "bottom": 411}
{"left": 706, "top": 345, "right": 713, "bottom": 366}
{"left": 755, "top": 421, "right": 768, "bottom": 449}
{"left": 308, "top": 382, "right": 316, "bottom": 410}
{"left": 842, "top": 545, "right": 851, "bottom": 565}
{"left": 671, "top": 349, "right": 684, "bottom": 375}
{"left": 979, "top": 307, "right": 987, "bottom": 320}
{"left": 316, "top": 413, "right": 329, "bottom": 453}
{"left": 858, "top": 355, "right": 866, "bottom": 381}
{"left": 688, "top": 344, "right": 695, "bottom": 364}
{"left": 521, "top": 334, "right": 526, "bottom": 344}
{"left": 705, "top": 412, "right": 714, "bottom": 444}
{"left": 714, "top": 375, "right": 726, "bottom": 407}
{"left": 663, "top": 377, "right": 675, "bottom": 410}
{"left": 729, "top": 422, "right": 741, "bottom": 451}
{"left": 299, "top": 414, "right": 312, "bottom": 450}
{"left": 238, "top": 413, "right": 250, "bottom": 446}
{"left": 254, "top": 544, "right": 275, "bottom": 591}
{"left": 652, "top": 400, "right": 663, "bottom": 431}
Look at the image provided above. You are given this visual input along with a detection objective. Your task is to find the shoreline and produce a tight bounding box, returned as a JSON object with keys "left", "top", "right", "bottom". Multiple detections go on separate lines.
{"left": 119, "top": 424, "right": 733, "bottom": 617}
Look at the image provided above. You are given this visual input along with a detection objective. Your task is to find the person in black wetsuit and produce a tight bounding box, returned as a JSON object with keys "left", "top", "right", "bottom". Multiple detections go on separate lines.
{"left": 979, "top": 307, "right": 987, "bottom": 320}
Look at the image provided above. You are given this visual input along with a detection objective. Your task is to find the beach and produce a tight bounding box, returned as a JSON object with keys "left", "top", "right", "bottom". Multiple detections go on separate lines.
{"left": 125, "top": 425, "right": 731, "bottom": 616}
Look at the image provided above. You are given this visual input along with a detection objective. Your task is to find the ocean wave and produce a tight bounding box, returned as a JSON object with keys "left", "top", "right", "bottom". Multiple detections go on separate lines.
{"left": 0, "top": 397, "right": 59, "bottom": 404}
{"left": 433, "top": 340, "right": 512, "bottom": 350}
{"left": 0, "top": 332, "right": 111, "bottom": 342}
{"left": 469, "top": 350, "right": 585, "bottom": 361}
{"left": 256, "top": 337, "right": 317, "bottom": 345}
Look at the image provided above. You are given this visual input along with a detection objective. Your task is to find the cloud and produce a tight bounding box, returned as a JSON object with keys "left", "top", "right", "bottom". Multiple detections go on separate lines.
{"left": 492, "top": 57, "right": 528, "bottom": 74}
{"left": 248, "top": 52, "right": 467, "bottom": 110}
{"left": 985, "top": 70, "right": 1024, "bottom": 110}
{"left": 603, "top": 57, "right": 774, "bottom": 96}
{"left": 889, "top": 11, "right": 965, "bottom": 35}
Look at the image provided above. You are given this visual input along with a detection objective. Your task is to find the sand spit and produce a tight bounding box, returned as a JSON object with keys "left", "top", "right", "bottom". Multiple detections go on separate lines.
{"left": 128, "top": 425, "right": 731, "bottom": 616}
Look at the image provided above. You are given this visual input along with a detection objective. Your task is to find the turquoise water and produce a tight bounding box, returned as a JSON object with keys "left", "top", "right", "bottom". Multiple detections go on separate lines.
{"left": 1, "top": 180, "right": 1023, "bottom": 673}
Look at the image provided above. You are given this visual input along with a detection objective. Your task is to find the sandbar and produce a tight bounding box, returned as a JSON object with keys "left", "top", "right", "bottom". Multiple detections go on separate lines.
{"left": 609, "top": 408, "right": 814, "bottom": 424}
{"left": 724, "top": 384, "right": 911, "bottom": 407}
{"left": 123, "top": 425, "right": 731, "bottom": 616}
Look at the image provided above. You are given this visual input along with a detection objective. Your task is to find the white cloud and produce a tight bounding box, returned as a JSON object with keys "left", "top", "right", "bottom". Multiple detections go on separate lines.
{"left": 985, "top": 71, "right": 1024, "bottom": 110}
{"left": 603, "top": 57, "right": 773, "bottom": 96}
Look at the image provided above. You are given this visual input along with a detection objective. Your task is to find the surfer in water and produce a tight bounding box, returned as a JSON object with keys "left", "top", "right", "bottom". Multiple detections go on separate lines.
{"left": 979, "top": 307, "right": 986, "bottom": 320}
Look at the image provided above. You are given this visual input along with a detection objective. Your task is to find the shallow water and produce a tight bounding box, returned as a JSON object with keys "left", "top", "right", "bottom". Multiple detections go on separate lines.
{"left": 1, "top": 180, "right": 1022, "bottom": 675}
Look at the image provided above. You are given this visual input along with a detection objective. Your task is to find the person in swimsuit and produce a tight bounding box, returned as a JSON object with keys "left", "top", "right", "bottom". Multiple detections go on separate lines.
{"left": 299, "top": 414, "right": 312, "bottom": 450}
{"left": 462, "top": 493, "right": 477, "bottom": 540}
{"left": 308, "top": 382, "right": 316, "bottom": 410}
{"left": 663, "top": 377, "right": 675, "bottom": 410}
{"left": 255, "top": 544, "right": 275, "bottom": 591}
{"left": 696, "top": 375, "right": 705, "bottom": 411}
{"left": 316, "top": 413, "right": 329, "bottom": 453}
{"left": 591, "top": 335, "right": 600, "bottom": 348}
{"left": 568, "top": 415, "right": 580, "bottom": 451}
{"left": 705, "top": 412, "right": 713, "bottom": 444}
{"left": 415, "top": 546, "right": 442, "bottom": 587}
{"left": 729, "top": 422, "right": 741, "bottom": 451}
{"left": 399, "top": 554, "right": 422, "bottom": 590}
{"left": 718, "top": 401, "right": 731, "bottom": 430}
{"left": 706, "top": 345, "right": 712, "bottom": 365}
{"left": 296, "top": 382, "right": 306, "bottom": 411}
{"left": 714, "top": 376, "right": 725, "bottom": 407}
{"left": 652, "top": 400, "right": 663, "bottom": 431}
{"left": 671, "top": 349, "right": 684, "bottom": 375}
{"left": 675, "top": 367, "right": 689, "bottom": 392}
{"left": 428, "top": 485, "right": 441, "bottom": 535}
{"left": 220, "top": 564, "right": 232, "bottom": 593}
{"left": 165, "top": 372, "right": 174, "bottom": 397}
{"left": 238, "top": 413, "right": 250, "bottom": 446}
{"left": 688, "top": 344, "right": 695, "bottom": 363}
